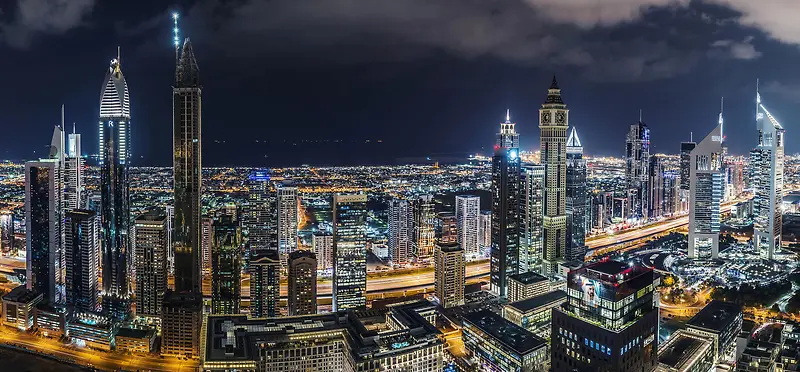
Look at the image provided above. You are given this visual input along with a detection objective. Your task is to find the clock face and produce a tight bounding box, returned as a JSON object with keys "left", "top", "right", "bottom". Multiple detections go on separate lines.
{"left": 541, "top": 112, "right": 551, "bottom": 124}
{"left": 555, "top": 112, "right": 566, "bottom": 124}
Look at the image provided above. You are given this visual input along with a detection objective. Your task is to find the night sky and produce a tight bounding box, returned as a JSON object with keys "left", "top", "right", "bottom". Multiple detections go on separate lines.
{"left": 1, "top": 0, "right": 799, "bottom": 166}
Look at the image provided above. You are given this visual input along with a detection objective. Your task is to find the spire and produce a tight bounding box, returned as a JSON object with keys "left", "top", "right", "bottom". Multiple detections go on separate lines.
{"left": 567, "top": 127, "right": 582, "bottom": 148}
{"left": 176, "top": 38, "right": 200, "bottom": 86}
{"left": 719, "top": 97, "right": 724, "bottom": 141}
{"left": 73, "top": 122, "right": 76, "bottom": 134}
{"left": 172, "top": 12, "right": 180, "bottom": 60}
{"left": 550, "top": 75, "right": 559, "bottom": 90}
{"left": 544, "top": 76, "right": 565, "bottom": 105}
{"left": 639, "top": 109, "right": 642, "bottom": 123}
{"left": 506, "top": 109, "right": 511, "bottom": 123}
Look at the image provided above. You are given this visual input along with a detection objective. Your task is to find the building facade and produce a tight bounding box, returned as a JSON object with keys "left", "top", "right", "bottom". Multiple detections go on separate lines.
{"left": 688, "top": 110, "right": 724, "bottom": 259}
{"left": 566, "top": 127, "right": 587, "bottom": 262}
{"left": 312, "top": 233, "right": 333, "bottom": 271}
{"left": 434, "top": 241, "right": 465, "bottom": 308}
{"left": 507, "top": 271, "right": 550, "bottom": 303}
{"left": 521, "top": 164, "right": 545, "bottom": 273}
{"left": 625, "top": 120, "right": 651, "bottom": 220}
{"left": 413, "top": 194, "right": 436, "bottom": 261}
{"left": 64, "top": 127, "right": 83, "bottom": 211}
{"left": 64, "top": 210, "right": 100, "bottom": 313}
{"left": 250, "top": 250, "right": 280, "bottom": 318}
{"left": 211, "top": 216, "right": 242, "bottom": 315}
{"left": 134, "top": 210, "right": 168, "bottom": 319}
{"left": 332, "top": 193, "right": 368, "bottom": 311}
{"left": 463, "top": 310, "right": 549, "bottom": 372}
{"left": 388, "top": 198, "right": 414, "bottom": 265}
{"left": 25, "top": 159, "right": 63, "bottom": 305}
{"left": 246, "top": 171, "right": 277, "bottom": 256}
{"left": 288, "top": 250, "right": 317, "bottom": 316}
{"left": 455, "top": 195, "right": 481, "bottom": 258}
{"left": 491, "top": 110, "right": 521, "bottom": 297}
{"left": 540, "top": 78, "right": 569, "bottom": 276}
{"left": 753, "top": 87, "right": 785, "bottom": 260}
{"left": 277, "top": 181, "right": 299, "bottom": 260}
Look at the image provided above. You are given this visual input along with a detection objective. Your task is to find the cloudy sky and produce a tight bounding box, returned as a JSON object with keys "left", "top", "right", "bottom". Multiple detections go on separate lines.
{"left": 1, "top": 0, "right": 799, "bottom": 166}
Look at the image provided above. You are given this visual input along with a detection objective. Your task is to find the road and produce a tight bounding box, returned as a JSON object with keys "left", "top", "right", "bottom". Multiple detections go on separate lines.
{"left": 0, "top": 326, "right": 198, "bottom": 372}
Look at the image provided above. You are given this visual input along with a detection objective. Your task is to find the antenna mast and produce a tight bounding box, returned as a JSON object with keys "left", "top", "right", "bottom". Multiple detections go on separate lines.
{"left": 173, "top": 13, "right": 180, "bottom": 61}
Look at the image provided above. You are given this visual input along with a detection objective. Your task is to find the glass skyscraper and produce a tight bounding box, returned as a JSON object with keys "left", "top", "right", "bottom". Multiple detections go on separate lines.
{"left": 211, "top": 215, "right": 242, "bottom": 315}
{"left": 491, "top": 110, "right": 521, "bottom": 297}
{"left": 565, "top": 127, "right": 587, "bottom": 262}
{"left": 753, "top": 86, "right": 785, "bottom": 260}
{"left": 64, "top": 209, "right": 100, "bottom": 313}
{"left": 688, "top": 109, "right": 724, "bottom": 259}
{"left": 25, "top": 159, "right": 63, "bottom": 305}
{"left": 625, "top": 120, "right": 650, "bottom": 220}
{"left": 332, "top": 193, "right": 368, "bottom": 311}
{"left": 520, "top": 164, "right": 544, "bottom": 273}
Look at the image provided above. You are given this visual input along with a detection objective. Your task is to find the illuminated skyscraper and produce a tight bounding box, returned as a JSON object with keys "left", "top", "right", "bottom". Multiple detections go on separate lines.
{"left": 648, "top": 155, "right": 665, "bottom": 219}
{"left": 388, "top": 198, "right": 414, "bottom": 265}
{"left": 332, "top": 193, "right": 368, "bottom": 311}
{"left": 250, "top": 250, "right": 280, "bottom": 318}
{"left": 688, "top": 102, "right": 725, "bottom": 259}
{"left": 434, "top": 240, "right": 464, "bottom": 308}
{"left": 679, "top": 139, "right": 696, "bottom": 213}
{"left": 288, "top": 250, "right": 317, "bottom": 316}
{"left": 312, "top": 233, "right": 333, "bottom": 271}
{"left": 539, "top": 77, "right": 568, "bottom": 276}
{"left": 134, "top": 210, "right": 168, "bottom": 319}
{"left": 98, "top": 51, "right": 132, "bottom": 318}
{"left": 479, "top": 210, "right": 491, "bottom": 253}
{"left": 65, "top": 210, "right": 100, "bottom": 314}
{"left": 246, "top": 171, "right": 277, "bottom": 255}
{"left": 413, "top": 195, "right": 436, "bottom": 261}
{"left": 625, "top": 118, "right": 650, "bottom": 220}
{"left": 565, "top": 127, "right": 587, "bottom": 262}
{"left": 491, "top": 110, "right": 521, "bottom": 297}
{"left": 520, "top": 164, "right": 544, "bottom": 273}
{"left": 65, "top": 124, "right": 83, "bottom": 211}
{"left": 277, "top": 181, "right": 299, "bottom": 261}
{"left": 753, "top": 85, "right": 785, "bottom": 260}
{"left": 455, "top": 195, "right": 480, "bottom": 259}
{"left": 211, "top": 216, "right": 242, "bottom": 315}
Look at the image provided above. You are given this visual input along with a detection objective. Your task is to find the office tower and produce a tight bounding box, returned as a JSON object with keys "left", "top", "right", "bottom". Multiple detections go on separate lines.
{"left": 277, "top": 181, "right": 299, "bottom": 261}
{"left": 288, "top": 250, "right": 317, "bottom": 316}
{"left": 565, "top": 127, "right": 587, "bottom": 262}
{"left": 434, "top": 237, "right": 465, "bottom": 308}
{"left": 413, "top": 194, "right": 436, "bottom": 261}
{"left": 726, "top": 158, "right": 745, "bottom": 199}
{"left": 663, "top": 171, "right": 679, "bottom": 216}
{"left": 312, "top": 233, "right": 333, "bottom": 271}
{"left": 455, "top": 195, "right": 480, "bottom": 258}
{"left": 503, "top": 290, "right": 567, "bottom": 339}
{"left": 64, "top": 210, "right": 99, "bottom": 313}
{"left": 98, "top": 51, "right": 132, "bottom": 318}
{"left": 249, "top": 250, "right": 280, "bottom": 318}
{"left": 540, "top": 77, "right": 568, "bottom": 276}
{"left": 688, "top": 104, "right": 724, "bottom": 259}
{"left": 134, "top": 210, "right": 167, "bottom": 319}
{"left": 65, "top": 125, "right": 83, "bottom": 211}
{"left": 680, "top": 140, "right": 697, "bottom": 213}
{"left": 211, "top": 216, "right": 242, "bottom": 315}
{"left": 388, "top": 198, "right": 414, "bottom": 265}
{"left": 479, "top": 210, "right": 491, "bottom": 252}
{"left": 648, "top": 155, "right": 665, "bottom": 219}
{"left": 25, "top": 158, "right": 63, "bottom": 305}
{"left": 753, "top": 86, "right": 785, "bottom": 260}
{"left": 246, "top": 171, "right": 277, "bottom": 256}
{"left": 202, "top": 301, "right": 444, "bottom": 371}
{"left": 201, "top": 216, "right": 212, "bottom": 277}
{"left": 463, "top": 310, "right": 549, "bottom": 372}
{"left": 332, "top": 193, "right": 368, "bottom": 311}
{"left": 0, "top": 212, "right": 13, "bottom": 254}
{"left": 551, "top": 261, "right": 659, "bottom": 372}
{"left": 438, "top": 212, "right": 458, "bottom": 244}
{"left": 625, "top": 117, "right": 651, "bottom": 220}
{"left": 521, "top": 164, "right": 545, "bottom": 273}
{"left": 162, "top": 37, "right": 203, "bottom": 358}
{"left": 165, "top": 205, "right": 174, "bottom": 275}
{"left": 491, "top": 110, "right": 521, "bottom": 297}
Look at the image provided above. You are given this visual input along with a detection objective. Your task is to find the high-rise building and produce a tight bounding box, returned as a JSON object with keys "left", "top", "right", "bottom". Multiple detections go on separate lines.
{"left": 680, "top": 139, "right": 697, "bottom": 213}
{"left": 388, "top": 198, "right": 414, "bottom": 265}
{"left": 725, "top": 158, "right": 745, "bottom": 200}
{"left": 540, "top": 77, "right": 569, "bottom": 276}
{"left": 663, "top": 171, "right": 680, "bottom": 216}
{"left": 201, "top": 216, "right": 212, "bottom": 278}
{"left": 434, "top": 240, "right": 465, "bottom": 308}
{"left": 134, "top": 210, "right": 168, "bottom": 319}
{"left": 479, "top": 210, "right": 491, "bottom": 253}
{"left": 246, "top": 171, "right": 277, "bottom": 257}
{"left": 249, "top": 250, "right": 280, "bottom": 318}
{"left": 625, "top": 118, "right": 651, "bottom": 220}
{"left": 648, "top": 155, "right": 666, "bottom": 219}
{"left": 332, "top": 194, "right": 368, "bottom": 311}
{"left": 312, "top": 233, "right": 333, "bottom": 271}
{"left": 753, "top": 86, "right": 785, "bottom": 260}
{"left": 288, "top": 250, "right": 317, "bottom": 316}
{"left": 211, "top": 216, "right": 242, "bottom": 315}
{"left": 162, "top": 37, "right": 203, "bottom": 358}
{"left": 565, "top": 127, "right": 587, "bottom": 262}
{"left": 551, "top": 261, "right": 660, "bottom": 371}
{"left": 0, "top": 212, "right": 14, "bottom": 254}
{"left": 521, "top": 164, "right": 545, "bottom": 273}
{"left": 25, "top": 158, "right": 63, "bottom": 305}
{"left": 438, "top": 212, "right": 458, "bottom": 244}
{"left": 455, "top": 195, "right": 480, "bottom": 258}
{"left": 64, "top": 210, "right": 99, "bottom": 313}
{"left": 165, "top": 205, "right": 174, "bottom": 275}
{"left": 413, "top": 195, "right": 436, "bottom": 261}
{"left": 277, "top": 181, "right": 299, "bottom": 260}
{"left": 98, "top": 51, "right": 132, "bottom": 318}
{"left": 491, "top": 110, "right": 522, "bottom": 297}
{"left": 64, "top": 125, "right": 83, "bottom": 212}
{"left": 688, "top": 105, "right": 724, "bottom": 259}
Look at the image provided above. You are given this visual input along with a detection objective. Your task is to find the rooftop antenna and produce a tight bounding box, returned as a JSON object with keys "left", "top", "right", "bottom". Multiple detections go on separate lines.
{"left": 690, "top": 132, "right": 693, "bottom": 142}
{"left": 61, "top": 104, "right": 65, "bottom": 130}
{"left": 506, "top": 109, "right": 510, "bottom": 123}
{"left": 173, "top": 12, "right": 180, "bottom": 61}
{"left": 719, "top": 97, "right": 724, "bottom": 141}
{"left": 73, "top": 122, "right": 76, "bottom": 134}
{"left": 639, "top": 109, "right": 642, "bottom": 122}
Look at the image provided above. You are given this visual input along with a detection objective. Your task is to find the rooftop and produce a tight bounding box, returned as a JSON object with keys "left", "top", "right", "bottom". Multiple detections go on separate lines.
{"left": 116, "top": 327, "right": 155, "bottom": 339}
{"left": 463, "top": 310, "right": 546, "bottom": 355}
{"left": 2, "top": 286, "right": 42, "bottom": 304}
{"left": 509, "top": 271, "right": 548, "bottom": 285}
{"left": 507, "top": 290, "right": 567, "bottom": 313}
{"left": 135, "top": 209, "right": 167, "bottom": 222}
{"left": 687, "top": 300, "right": 742, "bottom": 333}
{"left": 587, "top": 260, "right": 629, "bottom": 276}
{"left": 657, "top": 330, "right": 713, "bottom": 370}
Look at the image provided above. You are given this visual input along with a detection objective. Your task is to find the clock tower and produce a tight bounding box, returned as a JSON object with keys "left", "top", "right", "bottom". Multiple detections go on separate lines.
{"left": 539, "top": 76, "right": 568, "bottom": 275}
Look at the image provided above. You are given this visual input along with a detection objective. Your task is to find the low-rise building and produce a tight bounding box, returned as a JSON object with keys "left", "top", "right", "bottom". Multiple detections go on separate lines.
{"left": 686, "top": 300, "right": 742, "bottom": 360}
{"left": 507, "top": 271, "right": 550, "bottom": 303}
{"left": 463, "top": 309, "right": 549, "bottom": 372}
{"left": 655, "top": 329, "right": 715, "bottom": 372}
{"left": 116, "top": 326, "right": 156, "bottom": 353}
{"left": 503, "top": 290, "right": 567, "bottom": 339}
{"left": 67, "top": 313, "right": 117, "bottom": 351}
{"left": 1, "top": 286, "right": 42, "bottom": 330}
{"left": 34, "top": 303, "right": 66, "bottom": 338}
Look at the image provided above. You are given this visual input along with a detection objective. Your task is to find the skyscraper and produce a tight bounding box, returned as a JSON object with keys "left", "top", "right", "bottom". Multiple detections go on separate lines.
{"left": 332, "top": 193, "right": 368, "bottom": 311}
{"left": 625, "top": 118, "right": 650, "bottom": 220}
{"left": 25, "top": 158, "right": 63, "bottom": 305}
{"left": 540, "top": 77, "right": 568, "bottom": 276}
{"left": 246, "top": 171, "right": 277, "bottom": 256}
{"left": 134, "top": 210, "right": 168, "bottom": 319}
{"left": 413, "top": 195, "right": 436, "bottom": 261}
{"left": 288, "top": 250, "right": 317, "bottom": 316}
{"left": 211, "top": 216, "right": 242, "bottom": 315}
{"left": 455, "top": 195, "right": 480, "bottom": 258}
{"left": 64, "top": 209, "right": 99, "bottom": 313}
{"left": 98, "top": 51, "right": 132, "bottom": 318}
{"left": 434, "top": 240, "right": 465, "bottom": 308}
{"left": 688, "top": 103, "right": 725, "bottom": 259}
{"left": 565, "top": 127, "right": 587, "bottom": 262}
{"left": 680, "top": 139, "right": 697, "bottom": 213}
{"left": 648, "top": 155, "right": 665, "bottom": 219}
{"left": 491, "top": 110, "right": 521, "bottom": 297}
{"left": 438, "top": 212, "right": 458, "bottom": 244}
{"left": 277, "top": 181, "right": 299, "bottom": 261}
{"left": 162, "top": 37, "right": 203, "bottom": 358}
{"left": 64, "top": 124, "right": 83, "bottom": 211}
{"left": 312, "top": 232, "right": 333, "bottom": 271}
{"left": 520, "top": 164, "right": 545, "bottom": 273}
{"left": 479, "top": 210, "right": 491, "bottom": 253}
{"left": 201, "top": 216, "right": 212, "bottom": 277}
{"left": 388, "top": 198, "right": 414, "bottom": 265}
{"left": 249, "top": 250, "right": 280, "bottom": 318}
{"left": 753, "top": 86, "right": 785, "bottom": 260}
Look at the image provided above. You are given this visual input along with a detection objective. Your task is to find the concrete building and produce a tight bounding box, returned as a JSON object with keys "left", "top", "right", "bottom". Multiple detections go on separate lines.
{"left": 277, "top": 181, "right": 299, "bottom": 261}
{"left": 507, "top": 271, "right": 550, "bottom": 303}
{"left": 503, "top": 290, "right": 567, "bottom": 339}
{"left": 540, "top": 78, "right": 569, "bottom": 276}
{"left": 388, "top": 198, "right": 414, "bottom": 265}
{"left": 655, "top": 329, "right": 715, "bottom": 372}
{"left": 434, "top": 241, "right": 465, "bottom": 308}
{"left": 312, "top": 232, "right": 333, "bottom": 271}
{"left": 249, "top": 250, "right": 280, "bottom": 318}
{"left": 67, "top": 313, "right": 117, "bottom": 351}
{"left": 455, "top": 195, "right": 481, "bottom": 258}
{"left": 2, "top": 286, "right": 43, "bottom": 330}
{"left": 134, "top": 210, "right": 168, "bottom": 319}
{"left": 287, "top": 250, "right": 317, "bottom": 316}
{"left": 685, "top": 300, "right": 742, "bottom": 361}
{"left": 521, "top": 164, "right": 545, "bottom": 273}
{"left": 116, "top": 326, "right": 156, "bottom": 353}
{"left": 246, "top": 171, "right": 277, "bottom": 256}
{"left": 479, "top": 210, "right": 491, "bottom": 253}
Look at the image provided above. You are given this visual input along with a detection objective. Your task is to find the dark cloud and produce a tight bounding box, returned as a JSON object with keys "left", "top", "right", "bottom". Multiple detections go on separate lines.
{"left": 709, "top": 36, "right": 762, "bottom": 60}
{"left": 1, "top": 0, "right": 94, "bottom": 47}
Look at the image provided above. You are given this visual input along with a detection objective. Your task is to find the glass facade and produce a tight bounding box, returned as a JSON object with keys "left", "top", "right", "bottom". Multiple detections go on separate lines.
{"left": 332, "top": 194, "right": 368, "bottom": 311}
{"left": 211, "top": 216, "right": 242, "bottom": 315}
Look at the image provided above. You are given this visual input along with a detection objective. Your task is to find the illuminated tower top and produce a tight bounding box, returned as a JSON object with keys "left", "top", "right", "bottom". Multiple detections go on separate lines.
{"left": 497, "top": 109, "right": 520, "bottom": 149}
{"left": 176, "top": 38, "right": 200, "bottom": 87}
{"left": 566, "top": 126, "right": 582, "bottom": 154}
{"left": 99, "top": 48, "right": 131, "bottom": 119}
